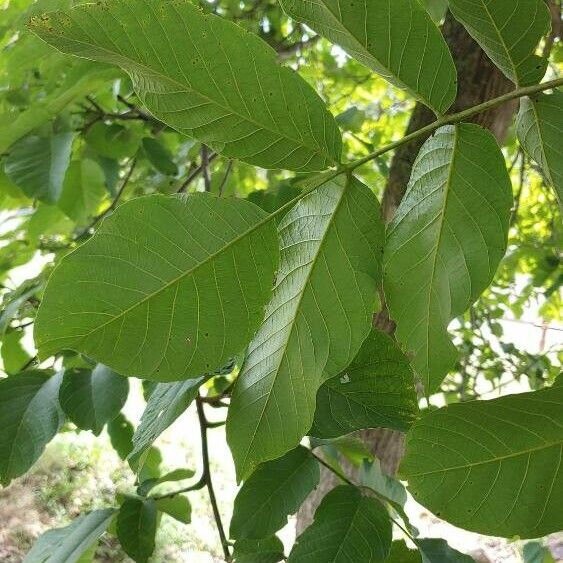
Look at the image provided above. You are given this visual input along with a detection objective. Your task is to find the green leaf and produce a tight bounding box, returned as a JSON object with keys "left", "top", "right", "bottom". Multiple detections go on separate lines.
{"left": 232, "top": 536, "right": 285, "bottom": 563}
{"left": 27, "top": 204, "right": 75, "bottom": 243}
{"left": 107, "top": 412, "right": 134, "bottom": 460}
{"left": 279, "top": 0, "right": 456, "bottom": 115}
{"left": 448, "top": 0, "right": 550, "bottom": 86}
{"left": 227, "top": 176, "right": 384, "bottom": 480}
{"left": 30, "top": 0, "right": 342, "bottom": 172}
{"left": 116, "top": 497, "right": 157, "bottom": 563}
{"left": 287, "top": 485, "right": 392, "bottom": 562}
{"left": 517, "top": 90, "right": 563, "bottom": 207}
{"left": 129, "top": 376, "right": 206, "bottom": 469}
{"left": 142, "top": 137, "right": 178, "bottom": 176}
{"left": 137, "top": 467, "right": 195, "bottom": 496}
{"left": 59, "top": 365, "right": 129, "bottom": 435}
{"left": 1, "top": 329, "right": 32, "bottom": 375}
{"left": 400, "top": 386, "right": 563, "bottom": 539}
{"left": 58, "top": 159, "right": 107, "bottom": 224}
{"left": 417, "top": 539, "right": 475, "bottom": 563}
{"left": 85, "top": 122, "right": 142, "bottom": 161}
{"left": 359, "top": 459, "right": 407, "bottom": 508}
{"left": 0, "top": 62, "right": 117, "bottom": 154}
{"left": 155, "top": 495, "right": 191, "bottom": 524}
{"left": 386, "top": 541, "right": 421, "bottom": 563}
{"left": 23, "top": 509, "right": 115, "bottom": 563}
{"left": 35, "top": 193, "right": 279, "bottom": 381}
{"left": 421, "top": 0, "right": 449, "bottom": 23}
{"left": 523, "top": 541, "right": 555, "bottom": 563}
{"left": 0, "top": 371, "right": 64, "bottom": 485}
{"left": 384, "top": 124, "right": 512, "bottom": 394}
{"left": 311, "top": 330, "right": 419, "bottom": 438}
{"left": 230, "top": 446, "right": 320, "bottom": 540}
{"left": 4, "top": 133, "right": 73, "bottom": 203}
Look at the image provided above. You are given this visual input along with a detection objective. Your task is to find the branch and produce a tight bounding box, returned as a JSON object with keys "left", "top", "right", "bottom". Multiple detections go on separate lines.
{"left": 196, "top": 395, "right": 231, "bottom": 561}
{"left": 177, "top": 151, "right": 219, "bottom": 193}
{"left": 76, "top": 158, "right": 137, "bottom": 240}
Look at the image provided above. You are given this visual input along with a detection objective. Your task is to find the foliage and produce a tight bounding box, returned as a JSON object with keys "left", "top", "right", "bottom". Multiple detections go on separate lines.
{"left": 0, "top": 0, "right": 561, "bottom": 561}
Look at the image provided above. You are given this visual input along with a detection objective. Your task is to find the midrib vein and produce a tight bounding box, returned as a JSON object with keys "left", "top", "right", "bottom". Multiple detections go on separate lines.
{"left": 43, "top": 18, "right": 331, "bottom": 161}
{"left": 406, "top": 438, "right": 563, "bottom": 477}
{"left": 240, "top": 179, "right": 352, "bottom": 469}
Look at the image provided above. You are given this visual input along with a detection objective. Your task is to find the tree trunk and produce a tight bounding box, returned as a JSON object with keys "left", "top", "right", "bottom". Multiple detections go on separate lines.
{"left": 297, "top": 12, "right": 518, "bottom": 534}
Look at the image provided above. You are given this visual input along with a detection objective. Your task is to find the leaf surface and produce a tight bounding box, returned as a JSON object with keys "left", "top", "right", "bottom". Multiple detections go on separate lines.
{"left": 59, "top": 365, "right": 129, "bottom": 435}
{"left": 117, "top": 497, "right": 157, "bottom": 563}
{"left": 4, "top": 133, "right": 73, "bottom": 203}
{"left": 0, "top": 371, "right": 64, "bottom": 485}
{"left": 448, "top": 0, "right": 550, "bottom": 86}
{"left": 384, "top": 124, "right": 512, "bottom": 393}
{"left": 23, "top": 509, "right": 115, "bottom": 563}
{"left": 227, "top": 177, "right": 384, "bottom": 480}
{"left": 287, "top": 485, "right": 392, "bottom": 562}
{"left": 400, "top": 386, "right": 563, "bottom": 539}
{"left": 517, "top": 90, "right": 563, "bottom": 207}
{"left": 230, "top": 446, "right": 320, "bottom": 540}
{"left": 35, "top": 194, "right": 278, "bottom": 381}
{"left": 232, "top": 536, "right": 285, "bottom": 563}
{"left": 155, "top": 495, "right": 191, "bottom": 524}
{"left": 311, "top": 330, "right": 418, "bottom": 438}
{"left": 29, "top": 0, "right": 341, "bottom": 171}
{"left": 279, "top": 0, "right": 456, "bottom": 114}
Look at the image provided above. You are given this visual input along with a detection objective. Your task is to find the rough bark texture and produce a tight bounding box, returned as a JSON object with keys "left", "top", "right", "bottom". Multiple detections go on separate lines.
{"left": 296, "top": 12, "right": 518, "bottom": 535}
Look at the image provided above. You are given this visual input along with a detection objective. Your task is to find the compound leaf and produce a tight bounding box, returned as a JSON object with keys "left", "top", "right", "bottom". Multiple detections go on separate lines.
{"left": 30, "top": 0, "right": 341, "bottom": 172}
{"left": 517, "top": 89, "right": 563, "bottom": 207}
{"left": 311, "top": 330, "right": 418, "bottom": 438}
{"left": 0, "top": 371, "right": 64, "bottom": 485}
{"left": 230, "top": 446, "right": 320, "bottom": 540}
{"left": 279, "top": 0, "right": 456, "bottom": 114}
{"left": 35, "top": 193, "right": 279, "bottom": 382}
{"left": 384, "top": 124, "right": 512, "bottom": 394}
{"left": 227, "top": 177, "right": 384, "bottom": 480}
{"left": 59, "top": 365, "right": 129, "bottom": 435}
{"left": 400, "top": 386, "right": 563, "bottom": 539}
{"left": 448, "top": 0, "right": 550, "bottom": 86}
{"left": 288, "top": 485, "right": 392, "bottom": 562}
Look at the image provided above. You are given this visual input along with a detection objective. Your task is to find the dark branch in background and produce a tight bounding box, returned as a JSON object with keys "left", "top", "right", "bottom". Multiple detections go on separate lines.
{"left": 177, "top": 151, "right": 219, "bottom": 193}
{"left": 218, "top": 161, "right": 233, "bottom": 197}
{"left": 76, "top": 158, "right": 137, "bottom": 240}
{"left": 201, "top": 145, "right": 212, "bottom": 192}
{"left": 543, "top": 0, "right": 562, "bottom": 59}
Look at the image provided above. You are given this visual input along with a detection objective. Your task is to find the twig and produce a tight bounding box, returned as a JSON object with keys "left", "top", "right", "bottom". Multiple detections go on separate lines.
{"left": 177, "top": 152, "right": 219, "bottom": 193}
{"left": 151, "top": 476, "right": 206, "bottom": 500}
{"left": 218, "top": 161, "right": 233, "bottom": 197}
{"left": 196, "top": 396, "right": 231, "bottom": 561}
{"left": 201, "top": 146, "right": 212, "bottom": 192}
{"left": 76, "top": 158, "right": 137, "bottom": 240}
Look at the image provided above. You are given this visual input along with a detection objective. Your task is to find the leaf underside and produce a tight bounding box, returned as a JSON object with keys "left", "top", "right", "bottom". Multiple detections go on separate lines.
{"left": 280, "top": 0, "right": 457, "bottom": 115}
{"left": 227, "top": 176, "right": 384, "bottom": 481}
{"left": 35, "top": 194, "right": 279, "bottom": 381}
{"left": 384, "top": 124, "right": 512, "bottom": 394}
{"left": 29, "top": 0, "right": 342, "bottom": 171}
{"left": 400, "top": 386, "right": 563, "bottom": 539}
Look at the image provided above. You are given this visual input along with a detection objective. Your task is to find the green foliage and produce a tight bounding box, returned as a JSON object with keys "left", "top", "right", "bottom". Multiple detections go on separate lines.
{"left": 5, "top": 132, "right": 73, "bottom": 203}
{"left": 0, "top": 0, "right": 561, "bottom": 560}
{"left": 0, "top": 371, "right": 63, "bottom": 485}
{"left": 227, "top": 176, "right": 384, "bottom": 480}
{"left": 30, "top": 0, "right": 342, "bottom": 171}
{"left": 385, "top": 124, "right": 513, "bottom": 393}
{"left": 288, "top": 485, "right": 392, "bottom": 562}
{"left": 448, "top": 0, "right": 550, "bottom": 86}
{"left": 23, "top": 508, "right": 115, "bottom": 563}
{"left": 35, "top": 194, "right": 279, "bottom": 381}
{"left": 311, "top": 330, "right": 418, "bottom": 437}
{"left": 401, "top": 386, "right": 563, "bottom": 538}
{"left": 116, "top": 497, "right": 157, "bottom": 563}
{"left": 230, "top": 446, "right": 320, "bottom": 540}
{"left": 280, "top": 0, "right": 456, "bottom": 114}
{"left": 59, "top": 365, "right": 129, "bottom": 435}
{"left": 517, "top": 89, "right": 563, "bottom": 206}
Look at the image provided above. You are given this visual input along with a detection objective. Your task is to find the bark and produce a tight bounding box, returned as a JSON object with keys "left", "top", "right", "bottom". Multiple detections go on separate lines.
{"left": 297, "top": 12, "right": 519, "bottom": 534}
